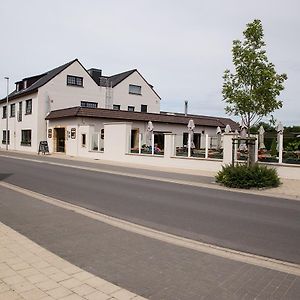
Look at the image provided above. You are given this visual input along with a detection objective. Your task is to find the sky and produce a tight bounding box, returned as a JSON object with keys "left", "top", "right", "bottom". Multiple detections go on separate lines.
{"left": 0, "top": 0, "right": 299, "bottom": 125}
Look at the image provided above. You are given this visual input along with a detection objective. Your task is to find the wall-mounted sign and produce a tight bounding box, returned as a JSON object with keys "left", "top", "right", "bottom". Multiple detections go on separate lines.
{"left": 71, "top": 128, "right": 76, "bottom": 139}
{"left": 48, "top": 129, "right": 52, "bottom": 139}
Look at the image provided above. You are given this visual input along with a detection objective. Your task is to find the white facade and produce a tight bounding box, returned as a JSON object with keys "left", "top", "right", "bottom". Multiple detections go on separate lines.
{"left": 0, "top": 60, "right": 161, "bottom": 153}
{"left": 0, "top": 93, "right": 38, "bottom": 152}
{"left": 111, "top": 71, "right": 160, "bottom": 113}
{"left": 47, "top": 116, "right": 219, "bottom": 157}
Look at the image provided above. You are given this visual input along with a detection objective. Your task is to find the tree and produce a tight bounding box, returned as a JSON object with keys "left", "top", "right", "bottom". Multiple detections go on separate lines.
{"left": 222, "top": 19, "right": 287, "bottom": 134}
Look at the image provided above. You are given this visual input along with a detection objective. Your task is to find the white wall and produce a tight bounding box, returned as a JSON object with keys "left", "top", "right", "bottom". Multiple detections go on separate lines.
{"left": 48, "top": 116, "right": 219, "bottom": 152}
{"left": 112, "top": 71, "right": 160, "bottom": 113}
{"left": 38, "top": 60, "right": 102, "bottom": 144}
{"left": 0, "top": 93, "right": 38, "bottom": 152}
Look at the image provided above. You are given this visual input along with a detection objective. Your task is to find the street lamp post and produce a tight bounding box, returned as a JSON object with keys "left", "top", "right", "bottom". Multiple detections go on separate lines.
{"left": 4, "top": 77, "right": 9, "bottom": 151}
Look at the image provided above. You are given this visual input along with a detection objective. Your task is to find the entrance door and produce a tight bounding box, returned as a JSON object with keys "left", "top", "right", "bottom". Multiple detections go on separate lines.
{"left": 55, "top": 128, "right": 65, "bottom": 152}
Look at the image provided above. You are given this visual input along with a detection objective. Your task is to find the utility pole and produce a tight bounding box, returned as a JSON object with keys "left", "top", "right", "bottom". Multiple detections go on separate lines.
{"left": 4, "top": 77, "right": 9, "bottom": 150}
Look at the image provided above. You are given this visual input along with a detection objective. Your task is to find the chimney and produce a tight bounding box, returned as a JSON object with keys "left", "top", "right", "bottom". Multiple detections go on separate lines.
{"left": 88, "top": 68, "right": 102, "bottom": 85}
{"left": 184, "top": 100, "right": 188, "bottom": 116}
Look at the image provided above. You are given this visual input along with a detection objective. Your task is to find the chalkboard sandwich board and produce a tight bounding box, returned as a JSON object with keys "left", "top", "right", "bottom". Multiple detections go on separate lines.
{"left": 38, "top": 141, "right": 49, "bottom": 155}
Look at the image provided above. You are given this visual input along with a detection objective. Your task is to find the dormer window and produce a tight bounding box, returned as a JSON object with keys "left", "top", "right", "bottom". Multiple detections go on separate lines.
{"left": 16, "top": 83, "right": 20, "bottom": 92}
{"left": 129, "top": 84, "right": 141, "bottom": 95}
{"left": 67, "top": 75, "right": 83, "bottom": 87}
{"left": 23, "top": 80, "right": 27, "bottom": 89}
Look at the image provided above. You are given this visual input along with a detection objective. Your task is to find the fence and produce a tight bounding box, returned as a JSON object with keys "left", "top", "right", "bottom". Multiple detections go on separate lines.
{"left": 257, "top": 132, "right": 300, "bottom": 165}
{"left": 130, "top": 133, "right": 164, "bottom": 156}
{"left": 174, "top": 134, "right": 223, "bottom": 159}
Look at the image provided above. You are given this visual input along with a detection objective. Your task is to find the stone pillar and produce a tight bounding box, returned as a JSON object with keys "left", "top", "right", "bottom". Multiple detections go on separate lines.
{"left": 222, "top": 133, "right": 238, "bottom": 165}
{"left": 278, "top": 133, "right": 283, "bottom": 164}
{"left": 205, "top": 134, "right": 209, "bottom": 159}
{"left": 254, "top": 134, "right": 259, "bottom": 162}
{"left": 103, "top": 122, "right": 132, "bottom": 160}
{"left": 164, "top": 133, "right": 176, "bottom": 158}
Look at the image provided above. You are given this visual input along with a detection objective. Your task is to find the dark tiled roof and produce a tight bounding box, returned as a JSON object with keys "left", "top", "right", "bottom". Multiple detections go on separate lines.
{"left": 160, "top": 111, "right": 239, "bottom": 129}
{"left": 46, "top": 106, "right": 239, "bottom": 129}
{"left": 98, "top": 69, "right": 161, "bottom": 100}
{"left": 0, "top": 59, "right": 77, "bottom": 103}
{"left": 99, "top": 70, "right": 136, "bottom": 88}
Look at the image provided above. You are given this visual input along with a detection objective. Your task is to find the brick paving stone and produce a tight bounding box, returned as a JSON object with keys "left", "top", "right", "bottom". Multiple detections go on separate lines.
{"left": 10, "top": 280, "right": 36, "bottom": 293}
{"left": 111, "top": 288, "right": 140, "bottom": 300}
{"left": 0, "top": 282, "right": 10, "bottom": 293}
{"left": 60, "top": 278, "right": 85, "bottom": 289}
{"left": 84, "top": 290, "right": 111, "bottom": 300}
{"left": 17, "top": 267, "right": 40, "bottom": 277}
{"left": 83, "top": 277, "right": 110, "bottom": 289}
{"left": 0, "top": 290, "right": 22, "bottom": 300}
{"left": 71, "top": 284, "right": 97, "bottom": 296}
{"left": 46, "top": 286, "right": 72, "bottom": 298}
{"left": 49, "top": 271, "right": 70, "bottom": 282}
{"left": 21, "top": 287, "right": 48, "bottom": 300}
{"left": 26, "top": 273, "right": 49, "bottom": 284}
{"left": 2, "top": 274, "right": 26, "bottom": 285}
{"left": 72, "top": 271, "right": 94, "bottom": 281}
{"left": 40, "top": 266, "right": 60, "bottom": 276}
{"left": 35, "top": 279, "right": 61, "bottom": 291}
{"left": 10, "top": 262, "right": 31, "bottom": 271}
{"left": 60, "top": 293, "right": 84, "bottom": 300}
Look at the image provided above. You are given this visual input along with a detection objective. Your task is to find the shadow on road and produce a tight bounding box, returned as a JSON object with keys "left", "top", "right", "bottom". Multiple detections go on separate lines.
{"left": 0, "top": 173, "right": 13, "bottom": 181}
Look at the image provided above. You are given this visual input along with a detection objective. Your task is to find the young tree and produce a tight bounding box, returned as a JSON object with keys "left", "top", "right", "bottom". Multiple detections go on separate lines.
{"left": 222, "top": 19, "right": 287, "bottom": 134}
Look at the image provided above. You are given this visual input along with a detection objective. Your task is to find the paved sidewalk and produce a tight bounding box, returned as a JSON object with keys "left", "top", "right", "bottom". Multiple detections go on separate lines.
{"left": 0, "top": 222, "right": 146, "bottom": 300}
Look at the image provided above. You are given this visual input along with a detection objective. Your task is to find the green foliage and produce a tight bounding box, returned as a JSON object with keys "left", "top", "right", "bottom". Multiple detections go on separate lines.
{"left": 216, "top": 164, "right": 280, "bottom": 189}
{"left": 286, "top": 140, "right": 300, "bottom": 151}
{"left": 250, "top": 121, "right": 275, "bottom": 134}
{"left": 270, "top": 138, "right": 277, "bottom": 156}
{"left": 222, "top": 19, "right": 287, "bottom": 131}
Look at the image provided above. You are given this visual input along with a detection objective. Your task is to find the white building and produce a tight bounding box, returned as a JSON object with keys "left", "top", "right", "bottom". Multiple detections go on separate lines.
{"left": 0, "top": 58, "right": 238, "bottom": 156}
{"left": 0, "top": 59, "right": 161, "bottom": 153}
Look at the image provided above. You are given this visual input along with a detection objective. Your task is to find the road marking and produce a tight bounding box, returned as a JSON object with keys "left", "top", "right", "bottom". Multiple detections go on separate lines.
{"left": 0, "top": 153, "right": 298, "bottom": 201}
{"left": 1, "top": 181, "right": 300, "bottom": 276}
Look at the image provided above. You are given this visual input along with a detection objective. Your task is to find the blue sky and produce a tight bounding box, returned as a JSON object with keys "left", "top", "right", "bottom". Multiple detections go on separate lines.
{"left": 0, "top": 0, "right": 299, "bottom": 125}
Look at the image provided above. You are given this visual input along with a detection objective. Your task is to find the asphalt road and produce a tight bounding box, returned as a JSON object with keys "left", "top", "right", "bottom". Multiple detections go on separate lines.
{"left": 2, "top": 186, "right": 299, "bottom": 300}
{"left": 0, "top": 155, "right": 300, "bottom": 264}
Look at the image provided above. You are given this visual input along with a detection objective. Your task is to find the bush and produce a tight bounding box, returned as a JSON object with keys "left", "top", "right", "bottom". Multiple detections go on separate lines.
{"left": 270, "top": 138, "right": 277, "bottom": 156}
{"left": 215, "top": 163, "right": 280, "bottom": 189}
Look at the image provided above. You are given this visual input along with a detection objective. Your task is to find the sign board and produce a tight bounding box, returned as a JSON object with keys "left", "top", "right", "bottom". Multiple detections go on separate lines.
{"left": 38, "top": 141, "right": 49, "bottom": 155}
{"left": 71, "top": 128, "right": 76, "bottom": 139}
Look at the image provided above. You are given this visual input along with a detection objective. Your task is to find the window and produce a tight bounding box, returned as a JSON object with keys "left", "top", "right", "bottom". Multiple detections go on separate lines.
{"left": 67, "top": 75, "right": 83, "bottom": 87}
{"left": 113, "top": 104, "right": 120, "bottom": 110}
{"left": 2, "top": 130, "right": 10, "bottom": 145}
{"left": 80, "top": 101, "right": 98, "bottom": 108}
{"left": 129, "top": 84, "right": 142, "bottom": 95}
{"left": 21, "top": 130, "right": 31, "bottom": 146}
{"left": 141, "top": 104, "right": 147, "bottom": 113}
{"left": 183, "top": 132, "right": 188, "bottom": 146}
{"left": 18, "top": 102, "right": 23, "bottom": 122}
{"left": 128, "top": 106, "right": 135, "bottom": 112}
{"left": 25, "top": 99, "right": 32, "bottom": 115}
{"left": 81, "top": 134, "right": 86, "bottom": 147}
{"left": 10, "top": 104, "right": 15, "bottom": 117}
{"left": 3, "top": 106, "right": 7, "bottom": 118}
